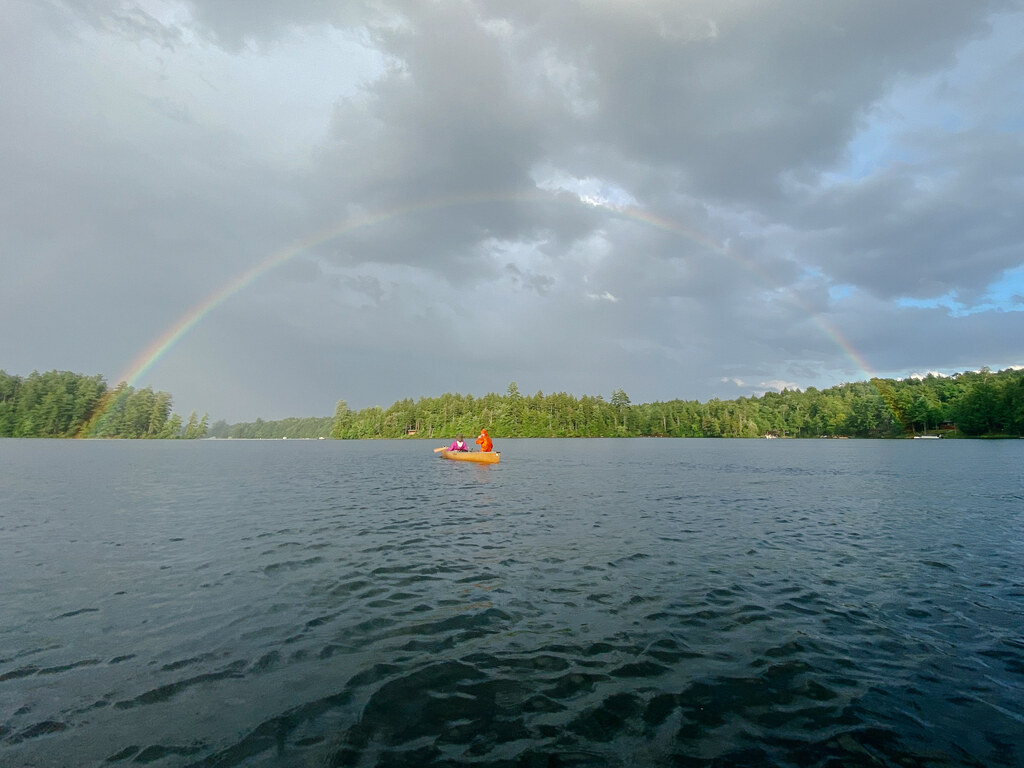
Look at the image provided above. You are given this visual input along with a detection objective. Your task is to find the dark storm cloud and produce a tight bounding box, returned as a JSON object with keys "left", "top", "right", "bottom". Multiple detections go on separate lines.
{"left": 469, "top": 1, "right": 1011, "bottom": 196}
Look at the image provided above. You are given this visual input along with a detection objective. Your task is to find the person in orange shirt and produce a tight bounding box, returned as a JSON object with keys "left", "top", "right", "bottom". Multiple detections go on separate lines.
{"left": 475, "top": 428, "right": 493, "bottom": 452}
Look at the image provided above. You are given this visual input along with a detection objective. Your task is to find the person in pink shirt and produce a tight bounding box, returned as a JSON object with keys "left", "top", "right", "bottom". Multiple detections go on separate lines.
{"left": 447, "top": 434, "right": 469, "bottom": 451}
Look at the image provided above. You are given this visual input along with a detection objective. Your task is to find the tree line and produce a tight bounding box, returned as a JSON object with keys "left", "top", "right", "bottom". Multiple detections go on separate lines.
{"left": 6, "top": 366, "right": 1022, "bottom": 440}
{"left": 0, "top": 370, "right": 208, "bottom": 438}
{"left": 207, "top": 416, "right": 332, "bottom": 440}
{"left": 208, "top": 367, "right": 1022, "bottom": 440}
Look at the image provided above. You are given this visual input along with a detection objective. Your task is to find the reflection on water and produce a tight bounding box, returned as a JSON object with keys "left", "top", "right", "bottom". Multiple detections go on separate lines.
{"left": 0, "top": 438, "right": 1022, "bottom": 767}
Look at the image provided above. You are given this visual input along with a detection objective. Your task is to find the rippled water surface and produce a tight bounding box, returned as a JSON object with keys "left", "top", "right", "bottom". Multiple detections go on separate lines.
{"left": 1, "top": 438, "right": 1022, "bottom": 767}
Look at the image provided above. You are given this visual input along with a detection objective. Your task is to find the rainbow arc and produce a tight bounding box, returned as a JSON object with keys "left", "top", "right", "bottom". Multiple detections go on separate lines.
{"left": 79, "top": 191, "right": 875, "bottom": 435}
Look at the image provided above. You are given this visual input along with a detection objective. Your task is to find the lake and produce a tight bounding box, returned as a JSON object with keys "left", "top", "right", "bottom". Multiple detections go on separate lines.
{"left": 1, "top": 438, "right": 1022, "bottom": 767}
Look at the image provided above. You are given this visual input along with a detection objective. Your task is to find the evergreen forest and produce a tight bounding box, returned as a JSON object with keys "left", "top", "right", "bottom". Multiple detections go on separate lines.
{"left": 5, "top": 366, "right": 1023, "bottom": 440}
{"left": 211, "top": 367, "right": 1024, "bottom": 440}
{"left": 0, "top": 370, "right": 208, "bottom": 438}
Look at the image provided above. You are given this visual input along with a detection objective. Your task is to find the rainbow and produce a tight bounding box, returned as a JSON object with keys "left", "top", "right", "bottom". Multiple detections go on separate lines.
{"left": 87, "top": 190, "right": 875, "bottom": 431}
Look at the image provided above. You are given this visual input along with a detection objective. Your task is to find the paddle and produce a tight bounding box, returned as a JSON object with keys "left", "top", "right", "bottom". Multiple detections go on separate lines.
{"left": 433, "top": 446, "right": 446, "bottom": 452}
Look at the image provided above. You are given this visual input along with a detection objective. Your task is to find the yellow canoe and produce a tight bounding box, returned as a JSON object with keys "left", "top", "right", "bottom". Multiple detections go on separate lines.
{"left": 439, "top": 449, "right": 500, "bottom": 464}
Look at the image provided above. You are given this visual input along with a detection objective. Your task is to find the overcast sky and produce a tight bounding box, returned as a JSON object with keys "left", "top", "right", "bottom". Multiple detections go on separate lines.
{"left": 3, "top": 0, "right": 1023, "bottom": 422}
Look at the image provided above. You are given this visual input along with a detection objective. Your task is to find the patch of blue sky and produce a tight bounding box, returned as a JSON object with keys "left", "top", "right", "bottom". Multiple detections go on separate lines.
{"left": 824, "top": 9, "right": 1024, "bottom": 187}
{"left": 830, "top": 77, "right": 964, "bottom": 184}
{"left": 898, "top": 292, "right": 965, "bottom": 315}
{"left": 899, "top": 266, "right": 1024, "bottom": 316}
{"left": 828, "top": 284, "right": 855, "bottom": 301}
{"left": 983, "top": 264, "right": 1024, "bottom": 310}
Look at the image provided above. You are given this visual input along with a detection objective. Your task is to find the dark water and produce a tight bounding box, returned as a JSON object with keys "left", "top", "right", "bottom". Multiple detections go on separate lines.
{"left": 1, "top": 438, "right": 1022, "bottom": 768}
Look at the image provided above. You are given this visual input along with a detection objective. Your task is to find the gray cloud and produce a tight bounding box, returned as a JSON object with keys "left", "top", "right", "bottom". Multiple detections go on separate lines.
{"left": 2, "top": 0, "right": 1022, "bottom": 421}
